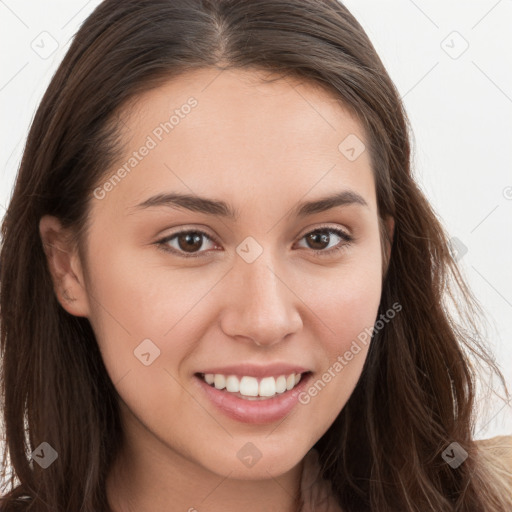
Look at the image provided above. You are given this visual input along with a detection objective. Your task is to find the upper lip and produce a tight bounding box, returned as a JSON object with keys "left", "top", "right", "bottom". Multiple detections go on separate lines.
{"left": 195, "top": 363, "right": 310, "bottom": 379}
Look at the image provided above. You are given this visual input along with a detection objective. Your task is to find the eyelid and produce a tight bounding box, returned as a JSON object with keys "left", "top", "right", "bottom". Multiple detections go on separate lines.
{"left": 296, "top": 222, "right": 352, "bottom": 239}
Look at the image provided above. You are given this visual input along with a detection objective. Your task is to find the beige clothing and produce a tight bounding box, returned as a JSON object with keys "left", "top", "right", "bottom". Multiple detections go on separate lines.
{"left": 299, "top": 435, "right": 512, "bottom": 512}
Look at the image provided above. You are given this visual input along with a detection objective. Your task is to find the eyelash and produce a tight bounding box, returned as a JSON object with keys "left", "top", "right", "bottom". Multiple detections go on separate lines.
{"left": 155, "top": 225, "right": 354, "bottom": 259}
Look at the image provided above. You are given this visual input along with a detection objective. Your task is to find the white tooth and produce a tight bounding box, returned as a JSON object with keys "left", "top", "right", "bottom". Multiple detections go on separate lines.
{"left": 204, "top": 373, "right": 214, "bottom": 385}
{"left": 226, "top": 375, "right": 240, "bottom": 392}
{"left": 286, "top": 374, "right": 295, "bottom": 391}
{"left": 275, "top": 375, "right": 287, "bottom": 393}
{"left": 294, "top": 373, "right": 302, "bottom": 385}
{"left": 239, "top": 376, "right": 259, "bottom": 396}
{"left": 214, "top": 374, "right": 226, "bottom": 390}
{"left": 259, "top": 377, "right": 277, "bottom": 397}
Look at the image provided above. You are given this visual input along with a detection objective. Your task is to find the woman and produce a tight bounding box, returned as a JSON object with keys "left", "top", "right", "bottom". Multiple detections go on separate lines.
{"left": 1, "top": 1, "right": 510, "bottom": 511}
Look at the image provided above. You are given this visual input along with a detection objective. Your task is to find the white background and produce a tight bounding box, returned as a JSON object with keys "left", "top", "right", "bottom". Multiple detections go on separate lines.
{"left": 0, "top": 0, "right": 511, "bottom": 439}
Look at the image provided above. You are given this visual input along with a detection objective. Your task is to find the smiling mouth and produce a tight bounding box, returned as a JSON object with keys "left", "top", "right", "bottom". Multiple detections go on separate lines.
{"left": 195, "top": 371, "right": 311, "bottom": 400}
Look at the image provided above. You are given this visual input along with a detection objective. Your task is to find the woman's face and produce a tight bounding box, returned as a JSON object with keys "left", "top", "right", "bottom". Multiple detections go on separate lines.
{"left": 53, "top": 68, "right": 391, "bottom": 479}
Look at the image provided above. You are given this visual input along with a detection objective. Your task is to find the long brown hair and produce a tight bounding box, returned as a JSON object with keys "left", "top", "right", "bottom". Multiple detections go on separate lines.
{"left": 1, "top": 1, "right": 510, "bottom": 510}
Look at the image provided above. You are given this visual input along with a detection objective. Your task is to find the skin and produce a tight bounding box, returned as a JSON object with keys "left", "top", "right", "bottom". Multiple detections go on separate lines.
{"left": 40, "top": 67, "right": 394, "bottom": 512}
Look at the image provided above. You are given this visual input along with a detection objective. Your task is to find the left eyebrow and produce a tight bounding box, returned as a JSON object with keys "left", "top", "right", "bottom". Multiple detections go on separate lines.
{"left": 293, "top": 190, "right": 369, "bottom": 217}
{"left": 128, "top": 190, "right": 369, "bottom": 220}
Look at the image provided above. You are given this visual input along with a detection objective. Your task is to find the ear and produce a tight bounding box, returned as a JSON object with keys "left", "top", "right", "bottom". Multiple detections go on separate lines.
{"left": 39, "top": 215, "right": 91, "bottom": 317}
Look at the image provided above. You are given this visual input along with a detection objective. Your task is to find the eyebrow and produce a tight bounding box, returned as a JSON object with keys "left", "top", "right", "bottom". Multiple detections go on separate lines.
{"left": 129, "top": 190, "right": 368, "bottom": 219}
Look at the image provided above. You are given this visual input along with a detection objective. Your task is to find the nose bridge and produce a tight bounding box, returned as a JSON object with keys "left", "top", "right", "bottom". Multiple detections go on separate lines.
{"left": 220, "top": 245, "right": 302, "bottom": 345}
{"left": 242, "top": 256, "right": 283, "bottom": 311}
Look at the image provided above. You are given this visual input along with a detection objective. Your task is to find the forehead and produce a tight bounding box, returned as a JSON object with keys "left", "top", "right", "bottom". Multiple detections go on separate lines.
{"left": 96, "top": 67, "right": 376, "bottom": 217}
{"left": 123, "top": 67, "right": 367, "bottom": 151}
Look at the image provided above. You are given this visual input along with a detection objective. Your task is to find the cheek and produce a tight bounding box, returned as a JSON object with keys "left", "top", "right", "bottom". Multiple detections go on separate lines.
{"left": 85, "top": 227, "right": 180, "bottom": 331}
{"left": 83, "top": 237, "right": 224, "bottom": 389}
{"left": 84, "top": 251, "right": 202, "bottom": 436}
{"left": 301, "top": 249, "right": 382, "bottom": 354}
{"left": 296, "top": 284, "right": 377, "bottom": 438}
{"left": 294, "top": 250, "right": 382, "bottom": 427}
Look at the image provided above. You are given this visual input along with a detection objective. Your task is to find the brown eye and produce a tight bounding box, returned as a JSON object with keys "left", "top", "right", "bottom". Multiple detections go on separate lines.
{"left": 157, "top": 230, "right": 219, "bottom": 258}
{"left": 305, "top": 231, "right": 331, "bottom": 250}
{"left": 297, "top": 227, "right": 354, "bottom": 257}
{"left": 175, "top": 232, "right": 205, "bottom": 253}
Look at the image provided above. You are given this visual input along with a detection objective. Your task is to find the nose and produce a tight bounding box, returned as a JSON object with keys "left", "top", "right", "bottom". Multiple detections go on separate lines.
{"left": 219, "top": 252, "right": 303, "bottom": 347}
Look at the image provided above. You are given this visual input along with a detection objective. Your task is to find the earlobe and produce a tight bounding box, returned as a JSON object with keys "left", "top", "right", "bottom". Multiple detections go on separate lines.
{"left": 39, "top": 215, "right": 90, "bottom": 318}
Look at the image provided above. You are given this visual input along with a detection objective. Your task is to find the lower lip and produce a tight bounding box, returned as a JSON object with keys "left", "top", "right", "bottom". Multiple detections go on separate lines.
{"left": 193, "top": 373, "right": 312, "bottom": 424}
